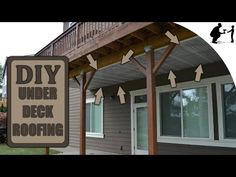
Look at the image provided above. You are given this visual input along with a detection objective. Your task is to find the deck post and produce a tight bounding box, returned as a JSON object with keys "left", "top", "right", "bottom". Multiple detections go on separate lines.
{"left": 73, "top": 70, "right": 96, "bottom": 155}
{"left": 130, "top": 44, "right": 176, "bottom": 155}
{"left": 145, "top": 45, "right": 157, "bottom": 155}
{"left": 80, "top": 72, "right": 86, "bottom": 155}
{"left": 45, "top": 147, "right": 49, "bottom": 155}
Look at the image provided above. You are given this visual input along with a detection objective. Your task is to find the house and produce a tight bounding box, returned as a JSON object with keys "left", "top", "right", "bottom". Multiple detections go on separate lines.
{"left": 35, "top": 22, "right": 236, "bottom": 154}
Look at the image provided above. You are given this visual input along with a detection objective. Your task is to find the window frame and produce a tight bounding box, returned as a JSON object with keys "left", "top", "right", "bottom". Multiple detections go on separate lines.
{"left": 156, "top": 78, "right": 214, "bottom": 145}
{"left": 85, "top": 98, "right": 104, "bottom": 138}
{"left": 216, "top": 75, "right": 236, "bottom": 143}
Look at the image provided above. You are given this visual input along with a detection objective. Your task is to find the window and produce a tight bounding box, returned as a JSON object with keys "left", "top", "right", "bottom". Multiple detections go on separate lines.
{"left": 182, "top": 87, "right": 209, "bottom": 138}
{"left": 160, "top": 91, "right": 181, "bottom": 136}
{"left": 160, "top": 86, "right": 209, "bottom": 139}
{"left": 86, "top": 98, "right": 104, "bottom": 138}
{"left": 135, "top": 95, "right": 147, "bottom": 103}
{"left": 222, "top": 83, "right": 236, "bottom": 139}
{"left": 156, "top": 78, "right": 215, "bottom": 145}
{"left": 216, "top": 75, "right": 236, "bottom": 144}
{"left": 131, "top": 76, "right": 236, "bottom": 148}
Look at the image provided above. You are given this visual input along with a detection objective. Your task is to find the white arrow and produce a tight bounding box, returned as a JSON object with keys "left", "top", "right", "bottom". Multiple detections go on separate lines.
{"left": 195, "top": 64, "right": 203, "bottom": 82}
{"left": 87, "top": 54, "right": 97, "bottom": 70}
{"left": 168, "top": 70, "right": 177, "bottom": 88}
{"left": 121, "top": 49, "right": 134, "bottom": 64}
{"left": 165, "top": 31, "right": 179, "bottom": 44}
{"left": 95, "top": 88, "right": 103, "bottom": 105}
{"left": 117, "top": 86, "right": 126, "bottom": 104}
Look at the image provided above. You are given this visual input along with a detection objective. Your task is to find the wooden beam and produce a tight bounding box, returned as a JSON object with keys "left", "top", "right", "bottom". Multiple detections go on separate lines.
{"left": 106, "top": 42, "right": 122, "bottom": 51}
{"left": 69, "top": 62, "right": 80, "bottom": 69}
{"left": 84, "top": 70, "right": 96, "bottom": 90}
{"left": 80, "top": 72, "right": 86, "bottom": 155}
{"left": 145, "top": 47, "right": 157, "bottom": 155}
{"left": 67, "top": 22, "right": 154, "bottom": 62}
{"left": 167, "top": 22, "right": 176, "bottom": 28}
{"left": 71, "top": 56, "right": 88, "bottom": 66}
{"left": 153, "top": 43, "right": 177, "bottom": 74}
{"left": 116, "top": 39, "right": 132, "bottom": 46}
{"left": 130, "top": 31, "right": 147, "bottom": 41}
{"left": 69, "top": 26, "right": 196, "bottom": 78}
{"left": 145, "top": 24, "right": 161, "bottom": 35}
{"left": 130, "top": 57, "right": 146, "bottom": 76}
{"left": 73, "top": 76, "right": 80, "bottom": 87}
{"left": 94, "top": 47, "right": 111, "bottom": 55}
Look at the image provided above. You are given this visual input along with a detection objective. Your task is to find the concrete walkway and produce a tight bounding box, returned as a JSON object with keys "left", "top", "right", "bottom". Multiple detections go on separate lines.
{"left": 52, "top": 146, "right": 119, "bottom": 155}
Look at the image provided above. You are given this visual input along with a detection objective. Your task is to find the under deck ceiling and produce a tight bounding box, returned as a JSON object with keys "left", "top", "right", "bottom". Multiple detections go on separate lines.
{"left": 70, "top": 36, "right": 222, "bottom": 90}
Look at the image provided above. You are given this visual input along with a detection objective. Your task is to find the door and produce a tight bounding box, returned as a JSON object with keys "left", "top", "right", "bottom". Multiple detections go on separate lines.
{"left": 134, "top": 103, "right": 148, "bottom": 154}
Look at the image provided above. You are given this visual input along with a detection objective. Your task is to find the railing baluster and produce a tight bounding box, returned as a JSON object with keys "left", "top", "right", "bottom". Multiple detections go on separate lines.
{"left": 85, "top": 22, "right": 87, "bottom": 42}
{"left": 51, "top": 43, "right": 53, "bottom": 56}
{"left": 75, "top": 24, "right": 78, "bottom": 47}
{"left": 83, "top": 23, "right": 85, "bottom": 43}
{"left": 37, "top": 22, "right": 124, "bottom": 56}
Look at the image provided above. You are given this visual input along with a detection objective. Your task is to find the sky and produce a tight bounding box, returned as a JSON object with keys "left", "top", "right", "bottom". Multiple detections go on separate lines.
{"left": 177, "top": 22, "right": 236, "bottom": 83}
{"left": 0, "top": 22, "right": 63, "bottom": 66}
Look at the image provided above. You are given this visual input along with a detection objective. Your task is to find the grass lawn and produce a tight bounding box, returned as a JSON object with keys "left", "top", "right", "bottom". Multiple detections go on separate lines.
{"left": 0, "top": 144, "right": 61, "bottom": 155}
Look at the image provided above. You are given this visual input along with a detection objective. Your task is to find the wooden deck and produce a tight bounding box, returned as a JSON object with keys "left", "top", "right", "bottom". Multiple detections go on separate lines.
{"left": 35, "top": 22, "right": 196, "bottom": 78}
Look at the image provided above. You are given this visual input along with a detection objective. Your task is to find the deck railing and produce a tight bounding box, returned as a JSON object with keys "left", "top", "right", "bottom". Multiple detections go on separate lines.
{"left": 36, "top": 22, "right": 123, "bottom": 56}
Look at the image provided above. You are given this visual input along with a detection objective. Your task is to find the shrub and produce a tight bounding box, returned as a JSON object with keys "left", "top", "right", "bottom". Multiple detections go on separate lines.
{"left": 0, "top": 112, "right": 6, "bottom": 127}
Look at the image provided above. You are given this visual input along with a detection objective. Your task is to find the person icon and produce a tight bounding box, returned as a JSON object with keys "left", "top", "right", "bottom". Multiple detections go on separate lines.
{"left": 227, "top": 25, "right": 234, "bottom": 43}
{"left": 210, "top": 23, "right": 225, "bottom": 43}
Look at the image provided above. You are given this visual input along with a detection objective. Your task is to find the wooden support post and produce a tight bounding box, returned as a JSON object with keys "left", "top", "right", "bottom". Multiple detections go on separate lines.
{"left": 45, "top": 147, "right": 49, "bottom": 155}
{"left": 80, "top": 72, "right": 86, "bottom": 155}
{"left": 72, "top": 70, "right": 96, "bottom": 155}
{"left": 130, "top": 57, "right": 146, "bottom": 76}
{"left": 84, "top": 71, "right": 96, "bottom": 90}
{"left": 73, "top": 76, "right": 80, "bottom": 87}
{"left": 130, "top": 43, "right": 176, "bottom": 155}
{"left": 153, "top": 43, "right": 176, "bottom": 74}
{"left": 145, "top": 46, "right": 157, "bottom": 155}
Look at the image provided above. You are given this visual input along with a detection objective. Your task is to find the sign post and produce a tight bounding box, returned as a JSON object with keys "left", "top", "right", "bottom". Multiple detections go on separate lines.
{"left": 7, "top": 56, "right": 69, "bottom": 150}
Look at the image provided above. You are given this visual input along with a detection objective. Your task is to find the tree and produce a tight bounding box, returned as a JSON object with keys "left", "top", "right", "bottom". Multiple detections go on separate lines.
{"left": 0, "top": 64, "right": 3, "bottom": 89}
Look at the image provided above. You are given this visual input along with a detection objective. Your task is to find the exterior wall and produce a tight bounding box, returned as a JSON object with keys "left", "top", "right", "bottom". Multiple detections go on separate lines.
{"left": 69, "top": 87, "right": 131, "bottom": 154}
{"left": 87, "top": 94, "right": 131, "bottom": 154}
{"left": 69, "top": 61, "right": 236, "bottom": 154}
{"left": 69, "top": 87, "right": 80, "bottom": 147}
{"left": 158, "top": 143, "right": 236, "bottom": 155}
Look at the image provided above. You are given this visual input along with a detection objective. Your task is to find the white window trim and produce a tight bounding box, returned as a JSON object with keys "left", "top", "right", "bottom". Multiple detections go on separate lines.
{"left": 85, "top": 97, "right": 104, "bottom": 138}
{"left": 216, "top": 75, "right": 236, "bottom": 144}
{"left": 130, "top": 89, "right": 147, "bottom": 154}
{"left": 156, "top": 78, "right": 214, "bottom": 144}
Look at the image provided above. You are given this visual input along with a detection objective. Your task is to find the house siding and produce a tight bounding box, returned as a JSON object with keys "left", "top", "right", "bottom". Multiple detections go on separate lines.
{"left": 158, "top": 143, "right": 236, "bottom": 155}
{"left": 69, "top": 87, "right": 131, "bottom": 154}
{"left": 69, "top": 87, "right": 80, "bottom": 147}
{"left": 87, "top": 95, "right": 131, "bottom": 154}
{"left": 69, "top": 61, "right": 236, "bottom": 154}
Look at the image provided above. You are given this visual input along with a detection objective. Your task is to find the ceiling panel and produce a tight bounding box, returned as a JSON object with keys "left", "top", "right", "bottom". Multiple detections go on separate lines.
{"left": 69, "top": 36, "right": 223, "bottom": 89}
